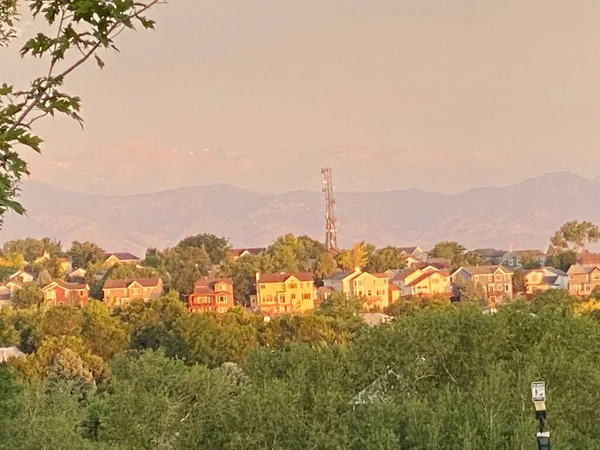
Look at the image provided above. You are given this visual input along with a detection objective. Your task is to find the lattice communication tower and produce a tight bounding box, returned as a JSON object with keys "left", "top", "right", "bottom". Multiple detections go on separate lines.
{"left": 321, "top": 167, "right": 338, "bottom": 251}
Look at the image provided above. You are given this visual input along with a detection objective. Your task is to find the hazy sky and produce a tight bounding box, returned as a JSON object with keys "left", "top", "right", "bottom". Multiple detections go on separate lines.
{"left": 6, "top": 0, "right": 600, "bottom": 193}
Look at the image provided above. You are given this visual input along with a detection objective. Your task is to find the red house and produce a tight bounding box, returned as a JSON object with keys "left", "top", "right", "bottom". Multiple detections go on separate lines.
{"left": 41, "top": 282, "right": 90, "bottom": 307}
{"left": 188, "top": 278, "right": 234, "bottom": 313}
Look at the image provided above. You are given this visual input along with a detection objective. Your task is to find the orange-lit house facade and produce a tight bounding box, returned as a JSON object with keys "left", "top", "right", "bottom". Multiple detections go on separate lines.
{"left": 41, "top": 282, "right": 90, "bottom": 307}
{"left": 188, "top": 278, "right": 235, "bottom": 313}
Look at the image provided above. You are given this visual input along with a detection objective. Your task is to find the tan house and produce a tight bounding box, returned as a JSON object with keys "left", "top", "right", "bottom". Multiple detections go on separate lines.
{"left": 188, "top": 278, "right": 234, "bottom": 313}
{"left": 323, "top": 270, "right": 390, "bottom": 310}
{"left": 102, "top": 278, "right": 163, "bottom": 307}
{"left": 567, "top": 264, "right": 600, "bottom": 296}
{"left": 525, "top": 267, "right": 568, "bottom": 295}
{"left": 103, "top": 252, "right": 141, "bottom": 268}
{"left": 253, "top": 272, "right": 316, "bottom": 314}
{"left": 451, "top": 265, "right": 514, "bottom": 305}
{"left": 393, "top": 268, "right": 452, "bottom": 297}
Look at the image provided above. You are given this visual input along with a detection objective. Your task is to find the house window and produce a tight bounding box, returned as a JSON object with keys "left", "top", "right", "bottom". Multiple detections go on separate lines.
{"left": 291, "top": 293, "right": 296, "bottom": 300}
{"left": 585, "top": 285, "right": 591, "bottom": 291}
{"left": 357, "top": 280, "right": 363, "bottom": 286}
{"left": 217, "top": 307, "right": 227, "bottom": 313}
{"left": 265, "top": 295, "right": 273, "bottom": 302}
{"left": 193, "top": 296, "right": 201, "bottom": 305}
{"left": 217, "top": 295, "right": 227, "bottom": 304}
{"left": 508, "top": 260, "right": 514, "bottom": 266}
{"left": 497, "top": 284, "right": 503, "bottom": 291}
{"left": 473, "top": 276, "right": 479, "bottom": 282}
{"left": 593, "top": 274, "right": 600, "bottom": 281}
{"left": 289, "top": 283, "right": 298, "bottom": 289}
{"left": 260, "top": 284, "right": 266, "bottom": 289}
{"left": 46, "top": 290, "right": 56, "bottom": 300}
{"left": 505, "top": 284, "right": 510, "bottom": 291}
{"left": 489, "top": 285, "right": 494, "bottom": 292}
{"left": 302, "top": 293, "right": 311, "bottom": 300}
{"left": 367, "top": 290, "right": 372, "bottom": 296}
{"left": 488, "top": 276, "right": 492, "bottom": 282}
{"left": 278, "top": 295, "right": 286, "bottom": 303}
{"left": 79, "top": 290, "right": 85, "bottom": 297}
{"left": 495, "top": 275, "right": 503, "bottom": 281}
{"left": 432, "top": 278, "right": 439, "bottom": 284}
{"left": 220, "top": 285, "right": 226, "bottom": 291}
{"left": 131, "top": 288, "right": 141, "bottom": 296}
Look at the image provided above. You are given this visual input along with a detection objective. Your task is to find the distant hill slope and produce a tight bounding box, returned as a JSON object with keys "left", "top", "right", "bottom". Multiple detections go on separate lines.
{"left": 1, "top": 172, "right": 598, "bottom": 254}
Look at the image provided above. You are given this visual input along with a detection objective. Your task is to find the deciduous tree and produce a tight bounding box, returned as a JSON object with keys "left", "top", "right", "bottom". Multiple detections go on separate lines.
{"left": 0, "top": 0, "right": 162, "bottom": 225}
{"left": 551, "top": 220, "right": 600, "bottom": 252}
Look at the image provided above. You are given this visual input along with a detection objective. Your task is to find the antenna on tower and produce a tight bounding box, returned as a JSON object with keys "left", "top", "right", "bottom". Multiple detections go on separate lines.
{"left": 321, "top": 167, "right": 338, "bottom": 251}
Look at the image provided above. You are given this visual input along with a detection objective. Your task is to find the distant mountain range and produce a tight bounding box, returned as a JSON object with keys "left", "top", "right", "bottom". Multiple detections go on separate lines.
{"left": 1, "top": 172, "right": 599, "bottom": 255}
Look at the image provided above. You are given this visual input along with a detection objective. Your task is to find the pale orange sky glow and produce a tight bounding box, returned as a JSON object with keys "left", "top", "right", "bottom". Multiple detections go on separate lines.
{"left": 5, "top": 0, "right": 600, "bottom": 194}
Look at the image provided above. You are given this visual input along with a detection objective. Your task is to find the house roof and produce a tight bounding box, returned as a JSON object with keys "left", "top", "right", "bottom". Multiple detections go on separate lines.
{"left": 392, "top": 268, "right": 418, "bottom": 282}
{"left": 192, "top": 278, "right": 233, "bottom": 296}
{"left": 418, "top": 260, "right": 450, "bottom": 269}
{"left": 371, "top": 273, "right": 390, "bottom": 279}
{"left": 229, "top": 248, "right": 265, "bottom": 257}
{"left": 103, "top": 278, "right": 162, "bottom": 289}
{"left": 325, "top": 270, "right": 357, "bottom": 281}
{"left": 458, "top": 265, "right": 513, "bottom": 275}
{"left": 405, "top": 270, "right": 449, "bottom": 288}
{"left": 42, "top": 281, "right": 88, "bottom": 291}
{"left": 512, "top": 249, "right": 545, "bottom": 257}
{"left": 389, "top": 284, "right": 400, "bottom": 292}
{"left": 257, "top": 272, "right": 314, "bottom": 283}
{"left": 104, "top": 252, "right": 140, "bottom": 262}
{"left": 398, "top": 247, "right": 420, "bottom": 255}
{"left": 567, "top": 264, "right": 600, "bottom": 275}
{"left": 474, "top": 248, "right": 507, "bottom": 258}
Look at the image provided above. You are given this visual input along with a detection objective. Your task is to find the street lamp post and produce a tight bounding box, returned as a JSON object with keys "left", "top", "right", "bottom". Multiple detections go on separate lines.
{"left": 531, "top": 381, "right": 550, "bottom": 450}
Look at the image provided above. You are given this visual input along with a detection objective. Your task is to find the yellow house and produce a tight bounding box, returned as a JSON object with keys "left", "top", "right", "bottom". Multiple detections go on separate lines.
{"left": 323, "top": 270, "right": 390, "bottom": 310}
{"left": 254, "top": 272, "right": 316, "bottom": 314}
{"left": 393, "top": 267, "right": 452, "bottom": 297}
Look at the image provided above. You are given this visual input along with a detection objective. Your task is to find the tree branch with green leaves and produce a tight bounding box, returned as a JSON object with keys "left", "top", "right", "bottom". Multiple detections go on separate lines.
{"left": 0, "top": 0, "right": 163, "bottom": 225}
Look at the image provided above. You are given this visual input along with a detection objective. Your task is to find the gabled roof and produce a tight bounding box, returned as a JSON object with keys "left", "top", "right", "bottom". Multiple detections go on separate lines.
{"left": 474, "top": 248, "right": 507, "bottom": 258}
{"left": 229, "top": 248, "right": 265, "bottom": 258}
{"left": 455, "top": 265, "right": 513, "bottom": 276}
{"left": 325, "top": 270, "right": 358, "bottom": 281}
{"left": 257, "top": 272, "right": 314, "bottom": 283}
{"left": 42, "top": 281, "right": 88, "bottom": 291}
{"left": 406, "top": 270, "right": 449, "bottom": 287}
{"left": 398, "top": 247, "right": 420, "bottom": 255}
{"left": 103, "top": 278, "right": 162, "bottom": 289}
{"left": 392, "top": 268, "right": 419, "bottom": 282}
{"left": 567, "top": 264, "right": 600, "bottom": 275}
{"left": 192, "top": 278, "right": 233, "bottom": 296}
{"left": 104, "top": 252, "right": 140, "bottom": 262}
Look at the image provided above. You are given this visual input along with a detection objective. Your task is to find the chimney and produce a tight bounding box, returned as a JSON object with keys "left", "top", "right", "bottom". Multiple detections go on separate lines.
{"left": 255, "top": 272, "right": 260, "bottom": 283}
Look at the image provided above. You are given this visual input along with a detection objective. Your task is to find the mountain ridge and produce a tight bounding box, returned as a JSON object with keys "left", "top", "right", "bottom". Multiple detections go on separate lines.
{"left": 2, "top": 172, "right": 599, "bottom": 255}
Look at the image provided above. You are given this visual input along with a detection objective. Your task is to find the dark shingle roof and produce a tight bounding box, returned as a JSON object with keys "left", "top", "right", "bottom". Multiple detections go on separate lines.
{"left": 104, "top": 252, "right": 140, "bottom": 262}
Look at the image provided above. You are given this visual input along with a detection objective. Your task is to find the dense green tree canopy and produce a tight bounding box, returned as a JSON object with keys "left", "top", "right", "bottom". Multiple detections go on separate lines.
{"left": 1, "top": 294, "right": 600, "bottom": 449}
